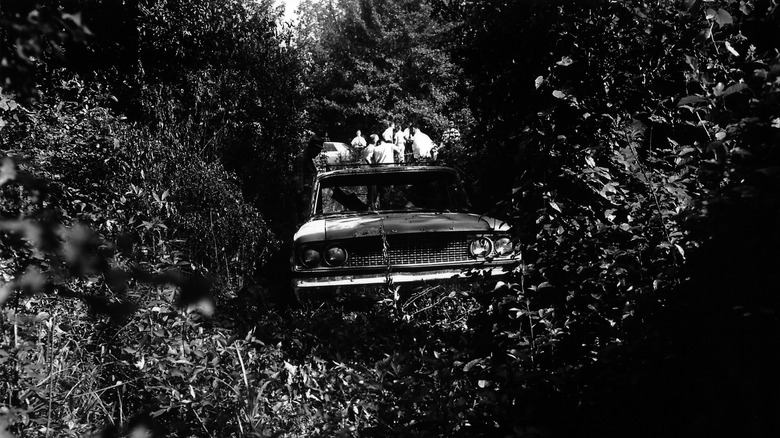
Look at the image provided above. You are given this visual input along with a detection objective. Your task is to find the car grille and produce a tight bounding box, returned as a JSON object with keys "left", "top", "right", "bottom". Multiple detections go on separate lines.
{"left": 345, "top": 235, "right": 471, "bottom": 267}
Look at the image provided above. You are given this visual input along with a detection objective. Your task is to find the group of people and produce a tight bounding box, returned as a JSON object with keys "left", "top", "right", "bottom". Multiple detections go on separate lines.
{"left": 350, "top": 122, "right": 436, "bottom": 165}
{"left": 293, "top": 122, "right": 441, "bottom": 223}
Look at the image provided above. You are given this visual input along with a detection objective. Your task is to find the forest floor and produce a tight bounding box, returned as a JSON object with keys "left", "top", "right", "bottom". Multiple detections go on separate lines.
{"left": 3, "top": 282, "right": 504, "bottom": 437}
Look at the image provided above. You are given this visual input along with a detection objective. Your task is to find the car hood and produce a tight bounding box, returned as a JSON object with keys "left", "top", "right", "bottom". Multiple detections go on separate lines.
{"left": 294, "top": 212, "right": 509, "bottom": 244}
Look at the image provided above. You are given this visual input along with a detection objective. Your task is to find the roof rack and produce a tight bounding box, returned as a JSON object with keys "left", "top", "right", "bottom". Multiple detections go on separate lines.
{"left": 319, "top": 157, "right": 441, "bottom": 171}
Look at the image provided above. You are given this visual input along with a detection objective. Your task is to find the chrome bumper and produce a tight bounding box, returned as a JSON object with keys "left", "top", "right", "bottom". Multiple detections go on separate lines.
{"left": 293, "top": 262, "right": 519, "bottom": 289}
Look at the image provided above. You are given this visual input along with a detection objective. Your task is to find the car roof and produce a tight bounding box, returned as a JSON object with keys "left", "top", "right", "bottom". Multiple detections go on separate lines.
{"left": 322, "top": 142, "right": 348, "bottom": 151}
{"left": 317, "top": 165, "right": 458, "bottom": 179}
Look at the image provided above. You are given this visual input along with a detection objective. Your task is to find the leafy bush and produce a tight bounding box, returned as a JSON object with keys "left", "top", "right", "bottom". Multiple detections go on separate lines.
{"left": 3, "top": 0, "right": 779, "bottom": 436}
{"left": 441, "top": 0, "right": 780, "bottom": 434}
{"left": 3, "top": 77, "right": 276, "bottom": 284}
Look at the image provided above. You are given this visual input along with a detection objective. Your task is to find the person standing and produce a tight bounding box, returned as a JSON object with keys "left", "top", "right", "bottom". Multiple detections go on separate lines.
{"left": 351, "top": 130, "right": 367, "bottom": 148}
{"left": 382, "top": 121, "right": 395, "bottom": 144}
{"left": 350, "top": 130, "right": 366, "bottom": 160}
{"left": 362, "top": 134, "right": 379, "bottom": 164}
{"left": 394, "top": 124, "right": 410, "bottom": 162}
{"left": 412, "top": 127, "right": 435, "bottom": 160}
{"left": 293, "top": 135, "right": 324, "bottom": 223}
{"left": 373, "top": 135, "right": 403, "bottom": 164}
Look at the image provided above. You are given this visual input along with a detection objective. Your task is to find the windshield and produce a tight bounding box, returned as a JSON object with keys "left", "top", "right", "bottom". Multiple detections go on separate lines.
{"left": 314, "top": 170, "right": 470, "bottom": 215}
{"left": 323, "top": 142, "right": 346, "bottom": 152}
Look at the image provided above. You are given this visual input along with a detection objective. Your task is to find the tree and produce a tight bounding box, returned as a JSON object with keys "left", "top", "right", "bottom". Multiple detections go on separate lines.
{"left": 296, "top": 0, "right": 469, "bottom": 141}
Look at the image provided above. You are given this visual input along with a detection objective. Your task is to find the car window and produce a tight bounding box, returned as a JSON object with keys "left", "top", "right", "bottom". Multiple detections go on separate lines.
{"left": 323, "top": 144, "right": 337, "bottom": 152}
{"left": 320, "top": 185, "right": 370, "bottom": 214}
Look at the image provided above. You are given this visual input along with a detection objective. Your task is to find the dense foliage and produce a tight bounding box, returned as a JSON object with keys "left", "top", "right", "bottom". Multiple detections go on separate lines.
{"left": 296, "top": 0, "right": 471, "bottom": 141}
{"left": 1, "top": 0, "right": 779, "bottom": 436}
{"left": 443, "top": 0, "right": 780, "bottom": 435}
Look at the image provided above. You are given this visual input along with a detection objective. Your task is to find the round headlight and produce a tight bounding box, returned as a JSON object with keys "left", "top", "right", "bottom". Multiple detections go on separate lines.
{"left": 300, "top": 248, "right": 321, "bottom": 268}
{"left": 469, "top": 237, "right": 493, "bottom": 258}
{"left": 494, "top": 237, "right": 513, "bottom": 256}
{"left": 324, "top": 246, "right": 347, "bottom": 266}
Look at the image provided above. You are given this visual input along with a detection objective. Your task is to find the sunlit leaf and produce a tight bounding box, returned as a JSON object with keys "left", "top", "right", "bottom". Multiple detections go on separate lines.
{"left": 284, "top": 361, "right": 298, "bottom": 376}
{"left": 674, "top": 244, "right": 686, "bottom": 259}
{"left": 684, "top": 54, "right": 699, "bottom": 72}
{"left": 0, "top": 158, "right": 17, "bottom": 187}
{"left": 463, "top": 358, "right": 482, "bottom": 372}
{"left": 715, "top": 8, "right": 733, "bottom": 27}
{"left": 724, "top": 41, "right": 740, "bottom": 56}
{"left": 722, "top": 82, "right": 748, "bottom": 97}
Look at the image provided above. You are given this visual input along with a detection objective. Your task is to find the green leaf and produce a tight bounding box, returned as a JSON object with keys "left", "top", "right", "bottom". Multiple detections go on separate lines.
{"left": 684, "top": 54, "right": 699, "bottom": 72}
{"left": 722, "top": 83, "right": 748, "bottom": 97}
{"left": 463, "top": 358, "right": 482, "bottom": 372}
{"left": 151, "top": 408, "right": 170, "bottom": 418}
{"left": 715, "top": 8, "right": 733, "bottom": 27}
{"left": 677, "top": 95, "right": 710, "bottom": 107}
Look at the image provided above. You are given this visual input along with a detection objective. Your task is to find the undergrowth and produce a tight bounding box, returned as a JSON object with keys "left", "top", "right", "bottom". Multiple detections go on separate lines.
{"left": 1, "top": 283, "right": 522, "bottom": 437}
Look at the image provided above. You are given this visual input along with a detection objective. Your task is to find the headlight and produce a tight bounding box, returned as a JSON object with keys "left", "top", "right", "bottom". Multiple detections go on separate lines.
{"left": 469, "top": 237, "right": 493, "bottom": 257}
{"left": 494, "top": 237, "right": 513, "bottom": 256}
{"left": 324, "top": 246, "right": 347, "bottom": 266}
{"left": 300, "top": 248, "right": 321, "bottom": 268}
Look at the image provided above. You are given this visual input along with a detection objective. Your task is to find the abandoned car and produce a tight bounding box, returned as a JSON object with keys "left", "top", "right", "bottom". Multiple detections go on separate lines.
{"left": 291, "top": 165, "right": 520, "bottom": 296}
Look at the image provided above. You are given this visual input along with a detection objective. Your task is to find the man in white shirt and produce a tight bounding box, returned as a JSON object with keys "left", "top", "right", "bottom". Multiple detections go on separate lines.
{"left": 382, "top": 121, "right": 395, "bottom": 143}
{"left": 373, "top": 138, "right": 404, "bottom": 164}
{"left": 351, "top": 130, "right": 366, "bottom": 148}
{"left": 412, "top": 127, "right": 435, "bottom": 159}
{"left": 394, "top": 125, "right": 410, "bottom": 162}
{"left": 394, "top": 125, "right": 409, "bottom": 148}
{"left": 362, "top": 134, "right": 379, "bottom": 164}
